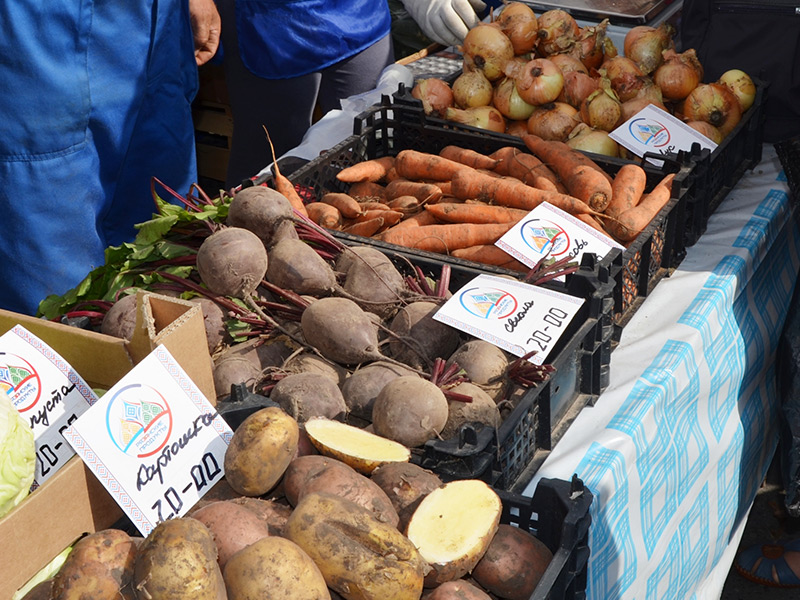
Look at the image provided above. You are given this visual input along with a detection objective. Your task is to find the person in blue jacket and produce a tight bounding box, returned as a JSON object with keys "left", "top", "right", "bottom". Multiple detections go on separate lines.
{"left": 216, "top": 0, "right": 486, "bottom": 188}
{"left": 0, "top": 0, "right": 221, "bottom": 316}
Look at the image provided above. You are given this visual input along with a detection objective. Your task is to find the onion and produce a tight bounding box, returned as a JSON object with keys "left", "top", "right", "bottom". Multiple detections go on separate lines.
{"left": 602, "top": 56, "right": 646, "bottom": 102}
{"left": 548, "top": 53, "right": 588, "bottom": 75}
{"left": 492, "top": 76, "right": 537, "bottom": 120}
{"left": 686, "top": 120, "right": 723, "bottom": 144}
{"left": 462, "top": 23, "right": 515, "bottom": 82}
{"left": 580, "top": 82, "right": 622, "bottom": 132}
{"left": 444, "top": 106, "right": 507, "bottom": 133}
{"left": 452, "top": 70, "right": 494, "bottom": 108}
{"left": 566, "top": 123, "right": 619, "bottom": 157}
{"left": 505, "top": 118, "right": 530, "bottom": 137}
{"left": 536, "top": 9, "right": 580, "bottom": 56}
{"left": 496, "top": 2, "right": 539, "bottom": 55}
{"left": 411, "top": 78, "right": 454, "bottom": 116}
{"left": 527, "top": 102, "right": 580, "bottom": 141}
{"left": 512, "top": 58, "right": 564, "bottom": 105}
{"left": 718, "top": 69, "right": 756, "bottom": 112}
{"left": 620, "top": 82, "right": 666, "bottom": 121}
{"left": 653, "top": 48, "right": 703, "bottom": 101}
{"left": 567, "top": 19, "right": 609, "bottom": 70}
{"left": 682, "top": 82, "right": 742, "bottom": 138}
{"left": 623, "top": 23, "right": 675, "bottom": 75}
{"left": 558, "top": 71, "right": 599, "bottom": 109}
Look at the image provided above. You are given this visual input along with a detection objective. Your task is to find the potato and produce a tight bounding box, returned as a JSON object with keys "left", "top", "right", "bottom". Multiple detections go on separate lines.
{"left": 223, "top": 536, "right": 330, "bottom": 599}
{"left": 229, "top": 496, "right": 293, "bottom": 536}
{"left": 190, "top": 500, "right": 271, "bottom": 570}
{"left": 406, "top": 479, "right": 502, "bottom": 586}
{"left": 133, "top": 518, "right": 225, "bottom": 600}
{"left": 285, "top": 492, "right": 426, "bottom": 600}
{"left": 224, "top": 406, "right": 299, "bottom": 496}
{"left": 471, "top": 524, "right": 553, "bottom": 600}
{"left": 423, "top": 579, "right": 492, "bottom": 600}
{"left": 370, "top": 462, "right": 443, "bottom": 531}
{"left": 52, "top": 529, "right": 137, "bottom": 600}
{"left": 281, "top": 454, "right": 338, "bottom": 506}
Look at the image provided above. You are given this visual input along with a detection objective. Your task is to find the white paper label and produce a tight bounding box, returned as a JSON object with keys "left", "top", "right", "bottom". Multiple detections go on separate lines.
{"left": 433, "top": 274, "right": 584, "bottom": 364}
{"left": 0, "top": 325, "right": 97, "bottom": 486}
{"left": 495, "top": 202, "right": 623, "bottom": 278}
{"left": 609, "top": 103, "right": 717, "bottom": 166}
{"left": 64, "top": 345, "right": 233, "bottom": 535}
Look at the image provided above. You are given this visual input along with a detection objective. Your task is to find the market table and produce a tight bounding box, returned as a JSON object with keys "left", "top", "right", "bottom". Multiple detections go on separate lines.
{"left": 523, "top": 143, "right": 800, "bottom": 599}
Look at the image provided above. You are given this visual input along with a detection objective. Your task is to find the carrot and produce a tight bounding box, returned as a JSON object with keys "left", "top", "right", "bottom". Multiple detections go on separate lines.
{"left": 575, "top": 213, "right": 609, "bottom": 235}
{"left": 355, "top": 209, "right": 404, "bottom": 226}
{"left": 387, "top": 195, "right": 422, "bottom": 212}
{"left": 342, "top": 216, "right": 385, "bottom": 237}
{"left": 348, "top": 180, "right": 387, "bottom": 201}
{"left": 451, "top": 245, "right": 530, "bottom": 272}
{"left": 264, "top": 126, "right": 308, "bottom": 217}
{"left": 389, "top": 210, "right": 439, "bottom": 230}
{"left": 378, "top": 222, "right": 515, "bottom": 253}
{"left": 522, "top": 134, "right": 614, "bottom": 211}
{"left": 384, "top": 166, "right": 402, "bottom": 182}
{"left": 608, "top": 172, "right": 675, "bottom": 242}
{"left": 321, "top": 192, "right": 363, "bottom": 219}
{"left": 306, "top": 202, "right": 342, "bottom": 230}
{"left": 439, "top": 145, "right": 499, "bottom": 170}
{"left": 436, "top": 180, "right": 452, "bottom": 196}
{"left": 336, "top": 156, "right": 395, "bottom": 183}
{"left": 393, "top": 149, "right": 474, "bottom": 181}
{"left": 385, "top": 179, "right": 444, "bottom": 204}
{"left": 490, "top": 146, "right": 566, "bottom": 193}
{"left": 606, "top": 163, "right": 647, "bottom": 219}
{"left": 450, "top": 169, "right": 596, "bottom": 216}
{"left": 425, "top": 203, "right": 529, "bottom": 224}
{"left": 358, "top": 201, "right": 393, "bottom": 211}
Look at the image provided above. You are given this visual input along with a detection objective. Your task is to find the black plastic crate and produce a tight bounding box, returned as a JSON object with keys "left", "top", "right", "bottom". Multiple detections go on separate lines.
{"left": 500, "top": 475, "right": 593, "bottom": 600}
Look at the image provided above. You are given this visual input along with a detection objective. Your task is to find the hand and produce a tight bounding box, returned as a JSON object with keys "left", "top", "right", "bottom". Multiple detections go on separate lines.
{"left": 188, "top": 0, "right": 221, "bottom": 66}
{"left": 401, "top": 0, "right": 487, "bottom": 47}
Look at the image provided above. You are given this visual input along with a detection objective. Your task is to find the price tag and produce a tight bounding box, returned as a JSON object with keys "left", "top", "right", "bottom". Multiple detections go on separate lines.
{"left": 63, "top": 345, "right": 233, "bottom": 536}
{"left": 0, "top": 325, "right": 98, "bottom": 486}
{"left": 495, "top": 202, "right": 623, "bottom": 278}
{"left": 609, "top": 103, "right": 717, "bottom": 166}
{"left": 433, "top": 274, "right": 584, "bottom": 364}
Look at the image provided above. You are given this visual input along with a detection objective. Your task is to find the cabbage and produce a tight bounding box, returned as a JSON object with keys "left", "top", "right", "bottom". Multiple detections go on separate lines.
{"left": 0, "top": 392, "right": 36, "bottom": 518}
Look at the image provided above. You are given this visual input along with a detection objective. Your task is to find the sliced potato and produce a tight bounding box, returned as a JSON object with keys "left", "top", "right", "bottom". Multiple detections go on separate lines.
{"left": 304, "top": 417, "right": 411, "bottom": 474}
{"left": 406, "top": 479, "right": 502, "bottom": 586}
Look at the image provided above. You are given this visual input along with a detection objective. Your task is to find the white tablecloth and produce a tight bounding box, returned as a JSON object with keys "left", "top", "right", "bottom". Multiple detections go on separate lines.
{"left": 524, "top": 144, "right": 800, "bottom": 599}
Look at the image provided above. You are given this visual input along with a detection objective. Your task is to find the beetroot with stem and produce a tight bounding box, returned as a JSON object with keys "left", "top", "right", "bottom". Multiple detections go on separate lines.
{"left": 226, "top": 185, "right": 294, "bottom": 246}
{"left": 196, "top": 226, "right": 269, "bottom": 299}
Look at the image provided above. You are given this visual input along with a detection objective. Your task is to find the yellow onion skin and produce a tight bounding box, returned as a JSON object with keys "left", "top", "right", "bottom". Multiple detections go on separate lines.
{"left": 566, "top": 124, "right": 620, "bottom": 157}
{"left": 411, "top": 78, "right": 454, "bottom": 116}
{"left": 558, "top": 71, "right": 599, "bottom": 109}
{"left": 444, "top": 106, "right": 507, "bottom": 133}
{"left": 452, "top": 70, "right": 494, "bottom": 108}
{"left": 653, "top": 48, "right": 703, "bottom": 101}
{"left": 623, "top": 23, "right": 675, "bottom": 75}
{"left": 686, "top": 120, "right": 723, "bottom": 144}
{"left": 526, "top": 102, "right": 580, "bottom": 141}
{"left": 682, "top": 83, "right": 742, "bottom": 139}
{"left": 620, "top": 84, "right": 666, "bottom": 122}
{"left": 580, "top": 87, "right": 622, "bottom": 132}
{"left": 513, "top": 58, "right": 564, "bottom": 105}
{"left": 718, "top": 69, "right": 756, "bottom": 112}
{"left": 549, "top": 53, "right": 589, "bottom": 75}
{"left": 566, "top": 19, "right": 609, "bottom": 70}
{"left": 496, "top": 2, "right": 539, "bottom": 55}
{"left": 602, "top": 56, "right": 646, "bottom": 102}
{"left": 462, "top": 23, "right": 515, "bottom": 82}
{"left": 536, "top": 9, "right": 580, "bottom": 56}
{"left": 505, "top": 118, "right": 529, "bottom": 137}
{"left": 493, "top": 77, "right": 537, "bottom": 121}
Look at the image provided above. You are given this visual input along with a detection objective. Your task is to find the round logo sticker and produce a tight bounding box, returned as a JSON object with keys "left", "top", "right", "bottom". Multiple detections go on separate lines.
{"left": 628, "top": 117, "right": 671, "bottom": 147}
{"left": 0, "top": 352, "right": 42, "bottom": 412}
{"left": 106, "top": 383, "right": 173, "bottom": 458}
{"left": 459, "top": 287, "right": 518, "bottom": 320}
{"left": 520, "top": 218, "right": 570, "bottom": 258}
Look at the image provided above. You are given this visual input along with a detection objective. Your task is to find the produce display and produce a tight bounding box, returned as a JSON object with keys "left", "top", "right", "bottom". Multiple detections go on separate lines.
{"left": 0, "top": 391, "right": 35, "bottom": 518}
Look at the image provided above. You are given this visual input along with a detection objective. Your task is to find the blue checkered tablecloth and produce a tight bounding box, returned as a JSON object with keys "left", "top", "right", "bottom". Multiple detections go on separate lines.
{"left": 525, "top": 144, "right": 800, "bottom": 599}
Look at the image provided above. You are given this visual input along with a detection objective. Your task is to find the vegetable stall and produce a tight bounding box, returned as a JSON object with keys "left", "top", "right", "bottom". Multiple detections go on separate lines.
{"left": 0, "top": 3, "right": 796, "bottom": 600}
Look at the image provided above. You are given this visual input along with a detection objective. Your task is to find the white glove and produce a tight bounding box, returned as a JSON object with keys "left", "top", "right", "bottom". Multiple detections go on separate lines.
{"left": 401, "top": 0, "right": 487, "bottom": 47}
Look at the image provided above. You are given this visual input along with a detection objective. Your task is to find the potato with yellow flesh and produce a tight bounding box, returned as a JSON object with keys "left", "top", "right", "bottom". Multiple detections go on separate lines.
{"left": 304, "top": 417, "right": 411, "bottom": 474}
{"left": 285, "top": 491, "right": 426, "bottom": 600}
{"left": 223, "top": 536, "right": 330, "bottom": 600}
{"left": 370, "top": 462, "right": 443, "bottom": 531}
{"left": 52, "top": 529, "right": 138, "bottom": 600}
{"left": 423, "top": 579, "right": 492, "bottom": 599}
{"left": 224, "top": 406, "right": 299, "bottom": 496}
{"left": 406, "top": 479, "right": 502, "bottom": 586}
{"left": 133, "top": 518, "right": 225, "bottom": 600}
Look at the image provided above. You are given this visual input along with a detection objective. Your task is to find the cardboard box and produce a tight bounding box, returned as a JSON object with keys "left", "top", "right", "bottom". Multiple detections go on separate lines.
{"left": 0, "top": 292, "right": 215, "bottom": 598}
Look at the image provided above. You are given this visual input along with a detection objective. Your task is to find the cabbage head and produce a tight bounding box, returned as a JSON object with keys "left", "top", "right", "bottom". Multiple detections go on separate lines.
{"left": 0, "top": 392, "right": 35, "bottom": 518}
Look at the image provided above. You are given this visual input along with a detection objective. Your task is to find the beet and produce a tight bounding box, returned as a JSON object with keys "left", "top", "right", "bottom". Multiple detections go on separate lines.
{"left": 265, "top": 238, "right": 337, "bottom": 296}
{"left": 388, "top": 301, "right": 461, "bottom": 370}
{"left": 269, "top": 372, "right": 347, "bottom": 422}
{"left": 300, "top": 297, "right": 385, "bottom": 365}
{"left": 101, "top": 293, "right": 139, "bottom": 340}
{"left": 340, "top": 361, "right": 416, "bottom": 421}
{"left": 226, "top": 185, "right": 294, "bottom": 245}
{"left": 196, "top": 227, "right": 269, "bottom": 298}
{"left": 337, "top": 246, "right": 406, "bottom": 318}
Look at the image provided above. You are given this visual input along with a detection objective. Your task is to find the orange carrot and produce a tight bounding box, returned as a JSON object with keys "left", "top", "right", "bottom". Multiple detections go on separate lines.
{"left": 385, "top": 179, "right": 443, "bottom": 203}
{"left": 358, "top": 201, "right": 393, "bottom": 211}
{"left": 439, "top": 145, "right": 499, "bottom": 170}
{"left": 451, "top": 245, "right": 530, "bottom": 272}
{"left": 490, "top": 146, "right": 566, "bottom": 193}
{"left": 336, "top": 156, "right": 395, "bottom": 183}
{"left": 387, "top": 195, "right": 422, "bottom": 212}
{"left": 389, "top": 210, "right": 439, "bottom": 230}
{"left": 348, "top": 181, "right": 387, "bottom": 201}
{"left": 306, "top": 202, "right": 342, "bottom": 230}
{"left": 606, "top": 163, "right": 647, "bottom": 219}
{"left": 576, "top": 213, "right": 610, "bottom": 235}
{"left": 263, "top": 126, "right": 308, "bottom": 217}
{"left": 342, "top": 216, "right": 385, "bottom": 237}
{"left": 436, "top": 180, "right": 452, "bottom": 196}
{"left": 522, "top": 134, "right": 614, "bottom": 210}
{"left": 321, "top": 192, "right": 363, "bottom": 219}
{"left": 608, "top": 173, "right": 675, "bottom": 242}
{"left": 450, "top": 169, "right": 595, "bottom": 215}
{"left": 355, "top": 209, "right": 404, "bottom": 226}
{"left": 425, "top": 203, "right": 529, "bottom": 224}
{"left": 378, "top": 222, "right": 514, "bottom": 253}
{"left": 393, "top": 149, "right": 473, "bottom": 181}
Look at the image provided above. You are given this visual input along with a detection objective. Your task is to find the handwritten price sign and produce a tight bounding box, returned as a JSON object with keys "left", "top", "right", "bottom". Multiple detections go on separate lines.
{"left": 64, "top": 345, "right": 233, "bottom": 535}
